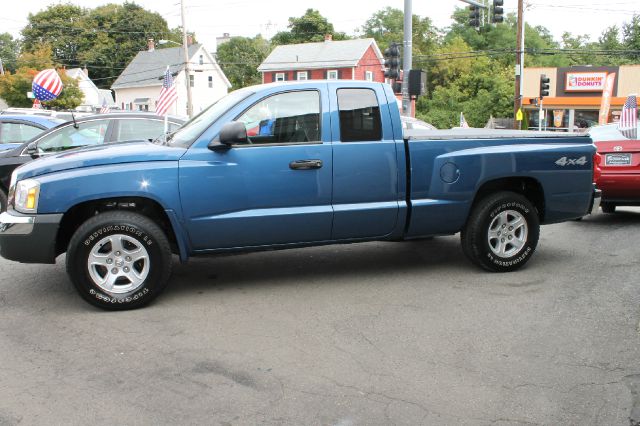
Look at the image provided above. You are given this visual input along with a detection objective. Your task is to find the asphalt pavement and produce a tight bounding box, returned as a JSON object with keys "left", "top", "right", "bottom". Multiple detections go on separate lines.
{"left": 1, "top": 208, "right": 639, "bottom": 425}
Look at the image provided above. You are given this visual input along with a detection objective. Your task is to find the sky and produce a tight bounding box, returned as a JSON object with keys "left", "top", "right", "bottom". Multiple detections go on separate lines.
{"left": 1, "top": 0, "right": 639, "bottom": 52}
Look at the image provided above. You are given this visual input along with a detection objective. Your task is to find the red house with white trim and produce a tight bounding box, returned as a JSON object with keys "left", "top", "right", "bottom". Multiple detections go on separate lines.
{"left": 257, "top": 36, "right": 385, "bottom": 83}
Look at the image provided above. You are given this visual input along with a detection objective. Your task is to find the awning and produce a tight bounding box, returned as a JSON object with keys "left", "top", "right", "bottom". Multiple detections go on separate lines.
{"left": 133, "top": 98, "right": 151, "bottom": 104}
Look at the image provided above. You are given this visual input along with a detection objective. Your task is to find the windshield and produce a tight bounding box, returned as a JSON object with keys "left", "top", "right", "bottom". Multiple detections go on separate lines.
{"left": 589, "top": 123, "right": 640, "bottom": 141}
{"left": 164, "top": 88, "right": 254, "bottom": 148}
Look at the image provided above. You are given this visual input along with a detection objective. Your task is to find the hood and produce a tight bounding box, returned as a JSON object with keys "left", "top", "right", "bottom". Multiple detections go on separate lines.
{"left": 14, "top": 141, "right": 187, "bottom": 181}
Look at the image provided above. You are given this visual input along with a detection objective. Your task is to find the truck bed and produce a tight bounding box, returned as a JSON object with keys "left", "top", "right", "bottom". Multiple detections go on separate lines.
{"left": 404, "top": 128, "right": 593, "bottom": 141}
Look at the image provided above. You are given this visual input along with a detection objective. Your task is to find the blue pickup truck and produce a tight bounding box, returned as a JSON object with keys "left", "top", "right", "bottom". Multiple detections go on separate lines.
{"left": 0, "top": 81, "right": 600, "bottom": 309}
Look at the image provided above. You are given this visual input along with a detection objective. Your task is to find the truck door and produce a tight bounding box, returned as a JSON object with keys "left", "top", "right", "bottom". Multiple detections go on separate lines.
{"left": 179, "top": 89, "right": 334, "bottom": 250}
{"left": 330, "top": 85, "right": 400, "bottom": 239}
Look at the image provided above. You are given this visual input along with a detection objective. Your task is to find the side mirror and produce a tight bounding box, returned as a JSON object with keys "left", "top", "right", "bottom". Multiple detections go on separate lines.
{"left": 26, "top": 142, "right": 38, "bottom": 156}
{"left": 219, "top": 121, "right": 248, "bottom": 146}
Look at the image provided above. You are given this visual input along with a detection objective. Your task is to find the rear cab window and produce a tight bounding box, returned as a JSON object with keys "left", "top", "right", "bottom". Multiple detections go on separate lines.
{"left": 337, "top": 88, "right": 382, "bottom": 142}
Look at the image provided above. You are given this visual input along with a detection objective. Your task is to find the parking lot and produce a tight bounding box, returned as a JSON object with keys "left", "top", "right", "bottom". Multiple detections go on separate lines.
{"left": 1, "top": 209, "right": 639, "bottom": 425}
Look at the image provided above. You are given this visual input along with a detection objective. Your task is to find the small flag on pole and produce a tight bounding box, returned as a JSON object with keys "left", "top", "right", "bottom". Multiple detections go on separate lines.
{"left": 618, "top": 94, "right": 638, "bottom": 140}
{"left": 32, "top": 99, "right": 42, "bottom": 109}
{"left": 460, "top": 112, "right": 470, "bottom": 128}
{"left": 99, "top": 97, "right": 110, "bottom": 114}
{"left": 156, "top": 66, "right": 178, "bottom": 116}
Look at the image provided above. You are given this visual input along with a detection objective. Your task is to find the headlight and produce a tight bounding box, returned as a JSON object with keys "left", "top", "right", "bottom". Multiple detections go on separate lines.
{"left": 14, "top": 179, "right": 40, "bottom": 213}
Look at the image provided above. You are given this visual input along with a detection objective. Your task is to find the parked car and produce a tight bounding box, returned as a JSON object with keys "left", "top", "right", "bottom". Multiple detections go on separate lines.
{"left": 589, "top": 123, "right": 640, "bottom": 213}
{"left": 0, "top": 81, "right": 599, "bottom": 310}
{"left": 0, "top": 113, "right": 184, "bottom": 212}
{"left": 401, "top": 116, "right": 437, "bottom": 130}
{"left": 0, "top": 107, "right": 94, "bottom": 122}
{"left": 0, "top": 115, "right": 66, "bottom": 151}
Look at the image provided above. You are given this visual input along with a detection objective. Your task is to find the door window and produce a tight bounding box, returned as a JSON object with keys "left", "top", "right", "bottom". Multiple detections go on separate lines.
{"left": 337, "top": 88, "right": 382, "bottom": 142}
{"left": 0, "top": 122, "right": 43, "bottom": 143}
{"left": 236, "top": 91, "right": 320, "bottom": 144}
{"left": 115, "top": 119, "right": 166, "bottom": 142}
{"left": 36, "top": 120, "right": 110, "bottom": 153}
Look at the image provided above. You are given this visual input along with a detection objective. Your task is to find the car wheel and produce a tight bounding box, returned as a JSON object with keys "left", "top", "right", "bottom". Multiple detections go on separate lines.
{"left": 601, "top": 203, "right": 616, "bottom": 214}
{"left": 66, "top": 211, "right": 172, "bottom": 310}
{"left": 0, "top": 190, "right": 6, "bottom": 213}
{"left": 461, "top": 191, "right": 540, "bottom": 272}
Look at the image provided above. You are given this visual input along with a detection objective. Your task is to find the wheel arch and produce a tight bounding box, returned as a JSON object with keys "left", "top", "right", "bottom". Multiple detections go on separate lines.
{"left": 56, "top": 196, "right": 185, "bottom": 259}
{"left": 470, "top": 177, "right": 545, "bottom": 222}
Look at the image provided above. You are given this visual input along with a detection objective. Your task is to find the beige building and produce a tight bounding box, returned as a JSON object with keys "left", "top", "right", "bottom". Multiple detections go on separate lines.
{"left": 522, "top": 65, "right": 640, "bottom": 131}
{"left": 111, "top": 40, "right": 231, "bottom": 118}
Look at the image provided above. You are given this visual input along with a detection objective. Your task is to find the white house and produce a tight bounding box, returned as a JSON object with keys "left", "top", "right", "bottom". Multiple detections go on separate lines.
{"left": 111, "top": 40, "right": 231, "bottom": 117}
{"left": 65, "top": 67, "right": 115, "bottom": 111}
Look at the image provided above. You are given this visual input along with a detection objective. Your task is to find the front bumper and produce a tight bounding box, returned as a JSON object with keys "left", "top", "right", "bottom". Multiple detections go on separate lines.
{"left": 0, "top": 211, "right": 63, "bottom": 264}
{"left": 589, "top": 187, "right": 602, "bottom": 215}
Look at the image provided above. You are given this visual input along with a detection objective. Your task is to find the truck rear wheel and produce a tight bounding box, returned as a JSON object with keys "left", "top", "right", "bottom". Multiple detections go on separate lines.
{"left": 66, "top": 211, "right": 172, "bottom": 310}
{"left": 461, "top": 191, "right": 539, "bottom": 272}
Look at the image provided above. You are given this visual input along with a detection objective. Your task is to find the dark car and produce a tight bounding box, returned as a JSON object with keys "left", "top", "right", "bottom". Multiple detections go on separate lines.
{"left": 0, "top": 113, "right": 185, "bottom": 212}
{"left": 589, "top": 123, "right": 640, "bottom": 213}
{"left": 0, "top": 115, "right": 67, "bottom": 151}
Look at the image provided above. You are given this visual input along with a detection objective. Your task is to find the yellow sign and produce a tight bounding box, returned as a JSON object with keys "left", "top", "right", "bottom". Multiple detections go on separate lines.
{"left": 516, "top": 109, "right": 523, "bottom": 121}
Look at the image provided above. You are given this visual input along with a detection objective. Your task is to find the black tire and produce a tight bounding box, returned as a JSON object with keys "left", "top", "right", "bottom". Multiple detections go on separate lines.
{"left": 601, "top": 203, "right": 616, "bottom": 214}
{"left": 461, "top": 191, "right": 540, "bottom": 272}
{"left": 0, "top": 190, "right": 6, "bottom": 213}
{"left": 66, "top": 211, "right": 172, "bottom": 310}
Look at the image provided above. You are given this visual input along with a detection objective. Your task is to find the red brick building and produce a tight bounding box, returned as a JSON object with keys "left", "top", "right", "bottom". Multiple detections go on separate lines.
{"left": 258, "top": 36, "right": 385, "bottom": 83}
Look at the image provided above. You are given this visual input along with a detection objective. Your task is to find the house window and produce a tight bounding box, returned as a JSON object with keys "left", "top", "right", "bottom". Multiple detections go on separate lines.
{"left": 190, "top": 74, "right": 194, "bottom": 87}
{"left": 365, "top": 71, "right": 373, "bottom": 82}
{"left": 327, "top": 70, "right": 338, "bottom": 80}
{"left": 199, "top": 55, "right": 203, "bottom": 65}
{"left": 275, "top": 72, "right": 285, "bottom": 82}
{"left": 208, "top": 76, "right": 213, "bottom": 88}
{"left": 297, "top": 71, "right": 308, "bottom": 81}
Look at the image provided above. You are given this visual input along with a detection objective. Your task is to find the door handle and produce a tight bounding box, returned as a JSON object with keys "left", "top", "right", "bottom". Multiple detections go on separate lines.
{"left": 289, "top": 159, "right": 323, "bottom": 170}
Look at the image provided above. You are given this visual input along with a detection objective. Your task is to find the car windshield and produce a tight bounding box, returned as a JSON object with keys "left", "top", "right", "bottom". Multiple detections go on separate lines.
{"left": 161, "top": 88, "right": 254, "bottom": 148}
{"left": 589, "top": 123, "right": 640, "bottom": 141}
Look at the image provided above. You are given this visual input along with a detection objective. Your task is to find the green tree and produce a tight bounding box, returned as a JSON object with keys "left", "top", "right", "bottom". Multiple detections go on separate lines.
{"left": 21, "top": 4, "right": 88, "bottom": 68}
{"left": 360, "top": 7, "right": 438, "bottom": 64}
{"left": 271, "top": 9, "right": 349, "bottom": 45}
{"left": 0, "top": 33, "right": 20, "bottom": 73}
{"left": 216, "top": 36, "right": 271, "bottom": 88}
{"left": 20, "top": 2, "right": 181, "bottom": 89}
{"left": 622, "top": 14, "right": 640, "bottom": 61}
{"left": 415, "top": 37, "right": 513, "bottom": 129}
{"left": 0, "top": 46, "right": 82, "bottom": 109}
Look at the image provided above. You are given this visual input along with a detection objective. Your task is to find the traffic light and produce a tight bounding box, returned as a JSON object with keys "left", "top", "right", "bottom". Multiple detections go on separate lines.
{"left": 468, "top": 5, "right": 481, "bottom": 28}
{"left": 491, "top": 0, "right": 504, "bottom": 23}
{"left": 539, "top": 75, "right": 550, "bottom": 99}
{"left": 384, "top": 43, "right": 400, "bottom": 80}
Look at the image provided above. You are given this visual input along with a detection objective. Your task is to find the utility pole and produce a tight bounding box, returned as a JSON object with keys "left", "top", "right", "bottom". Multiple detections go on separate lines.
{"left": 181, "top": 0, "right": 193, "bottom": 118}
{"left": 401, "top": 0, "right": 413, "bottom": 117}
{"left": 514, "top": 0, "right": 524, "bottom": 129}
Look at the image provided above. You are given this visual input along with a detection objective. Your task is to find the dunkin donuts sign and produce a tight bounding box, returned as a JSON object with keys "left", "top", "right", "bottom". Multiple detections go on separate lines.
{"left": 565, "top": 72, "right": 608, "bottom": 92}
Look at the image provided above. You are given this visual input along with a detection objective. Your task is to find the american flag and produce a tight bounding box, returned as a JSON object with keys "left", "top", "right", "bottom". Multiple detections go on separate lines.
{"left": 156, "top": 66, "right": 178, "bottom": 116}
{"left": 460, "top": 112, "right": 470, "bottom": 128}
{"left": 99, "top": 97, "right": 110, "bottom": 114}
{"left": 618, "top": 95, "right": 637, "bottom": 140}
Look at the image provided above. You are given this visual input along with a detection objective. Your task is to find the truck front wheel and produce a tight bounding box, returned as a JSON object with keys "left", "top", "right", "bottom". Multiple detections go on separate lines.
{"left": 66, "top": 211, "right": 172, "bottom": 310}
{"left": 461, "top": 191, "right": 539, "bottom": 272}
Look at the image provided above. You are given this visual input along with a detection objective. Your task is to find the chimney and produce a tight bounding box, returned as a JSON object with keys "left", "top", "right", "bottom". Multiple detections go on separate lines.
{"left": 324, "top": 34, "right": 332, "bottom": 42}
{"left": 187, "top": 34, "right": 193, "bottom": 46}
{"left": 147, "top": 38, "right": 155, "bottom": 52}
